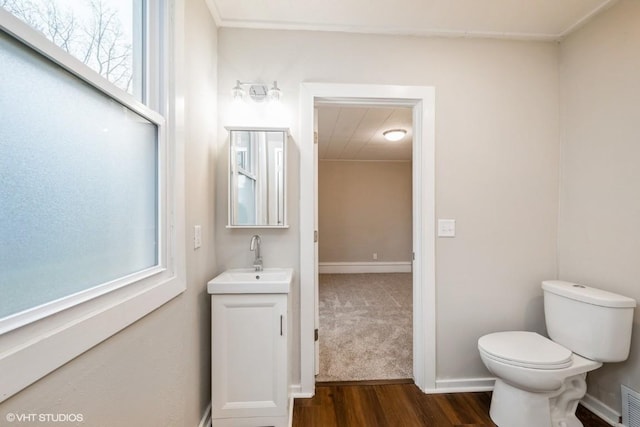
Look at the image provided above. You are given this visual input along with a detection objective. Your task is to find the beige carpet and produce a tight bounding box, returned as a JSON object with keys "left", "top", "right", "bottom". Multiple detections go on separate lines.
{"left": 317, "top": 273, "right": 413, "bottom": 382}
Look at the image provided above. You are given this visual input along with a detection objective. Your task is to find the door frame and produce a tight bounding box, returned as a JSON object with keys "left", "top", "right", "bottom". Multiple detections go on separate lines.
{"left": 299, "top": 83, "right": 436, "bottom": 395}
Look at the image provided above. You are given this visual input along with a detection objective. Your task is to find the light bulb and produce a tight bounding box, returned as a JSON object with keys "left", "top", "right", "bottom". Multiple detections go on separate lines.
{"left": 232, "top": 80, "right": 245, "bottom": 101}
{"left": 268, "top": 81, "right": 282, "bottom": 102}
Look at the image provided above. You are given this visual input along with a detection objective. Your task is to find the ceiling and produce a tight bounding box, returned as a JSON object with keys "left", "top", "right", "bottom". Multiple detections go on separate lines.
{"left": 205, "top": 0, "right": 616, "bottom": 41}
{"left": 206, "top": 0, "right": 617, "bottom": 161}
{"left": 317, "top": 106, "right": 412, "bottom": 161}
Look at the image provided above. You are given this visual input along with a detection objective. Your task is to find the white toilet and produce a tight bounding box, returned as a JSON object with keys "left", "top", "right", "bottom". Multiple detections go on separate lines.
{"left": 478, "top": 280, "right": 636, "bottom": 427}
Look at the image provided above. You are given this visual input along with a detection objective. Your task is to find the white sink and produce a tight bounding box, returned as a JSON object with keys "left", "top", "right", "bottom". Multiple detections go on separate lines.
{"left": 207, "top": 268, "right": 293, "bottom": 294}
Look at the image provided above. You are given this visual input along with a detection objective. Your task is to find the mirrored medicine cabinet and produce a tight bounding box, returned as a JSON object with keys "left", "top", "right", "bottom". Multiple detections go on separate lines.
{"left": 226, "top": 127, "right": 289, "bottom": 228}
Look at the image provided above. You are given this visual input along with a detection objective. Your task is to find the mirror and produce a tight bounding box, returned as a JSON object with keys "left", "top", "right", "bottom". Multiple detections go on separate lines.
{"left": 227, "top": 127, "right": 288, "bottom": 228}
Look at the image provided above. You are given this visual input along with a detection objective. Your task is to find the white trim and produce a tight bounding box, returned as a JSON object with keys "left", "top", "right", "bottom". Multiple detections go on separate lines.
{"left": 288, "top": 396, "right": 294, "bottom": 427}
{"left": 299, "top": 83, "right": 436, "bottom": 396}
{"left": 433, "top": 377, "right": 496, "bottom": 394}
{"left": 203, "top": 0, "right": 223, "bottom": 27}
{"left": 198, "top": 403, "right": 212, "bottom": 427}
{"left": 318, "top": 262, "right": 412, "bottom": 274}
{"left": 290, "top": 384, "right": 313, "bottom": 399}
{"left": 0, "top": 278, "right": 183, "bottom": 402}
{"left": 319, "top": 159, "right": 411, "bottom": 163}
{"left": 558, "top": 0, "right": 619, "bottom": 40}
{"left": 290, "top": 391, "right": 314, "bottom": 399}
{"left": 581, "top": 393, "right": 621, "bottom": 426}
{"left": 226, "top": 225, "right": 290, "bottom": 229}
{"left": 0, "top": 9, "right": 162, "bottom": 124}
{"left": 203, "top": 1, "right": 618, "bottom": 42}
{"left": 0, "top": 266, "right": 165, "bottom": 335}
{"left": 225, "top": 127, "right": 290, "bottom": 229}
{"left": 209, "top": 20, "right": 559, "bottom": 42}
{"left": 412, "top": 88, "right": 437, "bottom": 393}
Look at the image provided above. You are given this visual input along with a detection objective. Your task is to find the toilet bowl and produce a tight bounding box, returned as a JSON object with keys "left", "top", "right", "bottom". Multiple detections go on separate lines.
{"left": 478, "top": 331, "right": 602, "bottom": 427}
{"left": 478, "top": 280, "right": 636, "bottom": 427}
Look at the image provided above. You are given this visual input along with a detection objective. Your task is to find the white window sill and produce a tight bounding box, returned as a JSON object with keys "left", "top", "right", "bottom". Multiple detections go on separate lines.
{"left": 0, "top": 275, "right": 185, "bottom": 402}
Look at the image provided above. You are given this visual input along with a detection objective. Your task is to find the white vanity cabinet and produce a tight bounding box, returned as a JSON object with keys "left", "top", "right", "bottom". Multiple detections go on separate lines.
{"left": 208, "top": 268, "right": 292, "bottom": 427}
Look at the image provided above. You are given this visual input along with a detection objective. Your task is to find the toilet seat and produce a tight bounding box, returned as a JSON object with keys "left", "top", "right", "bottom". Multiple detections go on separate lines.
{"left": 478, "top": 331, "right": 572, "bottom": 369}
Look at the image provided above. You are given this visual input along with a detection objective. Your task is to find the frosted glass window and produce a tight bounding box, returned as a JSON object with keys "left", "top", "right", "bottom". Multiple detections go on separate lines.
{"left": 0, "top": 30, "right": 158, "bottom": 319}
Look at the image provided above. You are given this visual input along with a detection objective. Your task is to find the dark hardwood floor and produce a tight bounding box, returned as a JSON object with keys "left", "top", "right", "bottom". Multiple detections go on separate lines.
{"left": 292, "top": 381, "right": 611, "bottom": 427}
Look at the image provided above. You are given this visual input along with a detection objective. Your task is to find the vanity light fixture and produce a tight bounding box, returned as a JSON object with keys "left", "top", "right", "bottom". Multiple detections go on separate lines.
{"left": 383, "top": 129, "right": 407, "bottom": 142}
{"left": 232, "top": 80, "right": 282, "bottom": 103}
{"left": 232, "top": 81, "right": 245, "bottom": 101}
{"left": 267, "top": 81, "right": 282, "bottom": 102}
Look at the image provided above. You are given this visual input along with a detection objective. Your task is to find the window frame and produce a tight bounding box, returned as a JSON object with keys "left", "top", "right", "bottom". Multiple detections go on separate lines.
{"left": 0, "top": 1, "right": 185, "bottom": 402}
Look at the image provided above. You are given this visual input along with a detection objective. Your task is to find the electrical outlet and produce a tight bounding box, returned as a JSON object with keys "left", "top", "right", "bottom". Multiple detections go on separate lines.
{"left": 194, "top": 225, "right": 202, "bottom": 249}
{"left": 373, "top": 253, "right": 378, "bottom": 260}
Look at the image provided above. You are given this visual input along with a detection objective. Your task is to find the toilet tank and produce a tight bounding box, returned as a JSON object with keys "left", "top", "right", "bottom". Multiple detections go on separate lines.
{"left": 542, "top": 280, "right": 636, "bottom": 362}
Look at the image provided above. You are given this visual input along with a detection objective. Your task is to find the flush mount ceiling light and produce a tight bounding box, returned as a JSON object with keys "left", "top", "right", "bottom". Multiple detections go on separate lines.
{"left": 383, "top": 129, "right": 407, "bottom": 141}
{"left": 232, "top": 80, "right": 282, "bottom": 102}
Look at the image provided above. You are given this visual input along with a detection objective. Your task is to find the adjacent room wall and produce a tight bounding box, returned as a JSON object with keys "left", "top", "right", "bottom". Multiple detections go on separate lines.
{"left": 318, "top": 160, "right": 412, "bottom": 263}
{"left": 558, "top": 0, "right": 640, "bottom": 412}
{"left": 216, "top": 28, "right": 560, "bottom": 385}
{"left": 0, "top": 1, "right": 218, "bottom": 425}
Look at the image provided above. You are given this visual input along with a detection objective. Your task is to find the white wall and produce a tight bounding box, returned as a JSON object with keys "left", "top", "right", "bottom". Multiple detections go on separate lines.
{"left": 216, "top": 29, "right": 560, "bottom": 385}
{"left": 559, "top": 0, "right": 640, "bottom": 411}
{"left": 0, "top": 1, "right": 218, "bottom": 424}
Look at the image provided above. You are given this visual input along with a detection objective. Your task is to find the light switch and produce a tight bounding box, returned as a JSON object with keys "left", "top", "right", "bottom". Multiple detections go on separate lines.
{"left": 438, "top": 219, "right": 456, "bottom": 237}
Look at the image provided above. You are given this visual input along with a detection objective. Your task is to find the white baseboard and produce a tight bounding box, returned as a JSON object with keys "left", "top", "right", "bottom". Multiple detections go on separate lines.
{"left": 198, "top": 403, "right": 212, "bottom": 427}
{"left": 292, "top": 378, "right": 494, "bottom": 396}
{"left": 580, "top": 393, "right": 621, "bottom": 426}
{"left": 290, "top": 383, "right": 314, "bottom": 398}
{"left": 201, "top": 394, "right": 296, "bottom": 427}
{"left": 319, "top": 262, "right": 412, "bottom": 274}
{"left": 432, "top": 377, "right": 496, "bottom": 393}
{"left": 288, "top": 396, "right": 294, "bottom": 427}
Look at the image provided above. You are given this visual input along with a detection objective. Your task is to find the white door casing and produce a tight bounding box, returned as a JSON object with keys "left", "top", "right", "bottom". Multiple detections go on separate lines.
{"left": 313, "top": 108, "right": 320, "bottom": 376}
{"left": 299, "top": 83, "right": 436, "bottom": 395}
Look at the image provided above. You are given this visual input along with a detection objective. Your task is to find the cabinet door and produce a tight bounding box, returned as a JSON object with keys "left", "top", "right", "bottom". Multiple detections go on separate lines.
{"left": 211, "top": 294, "right": 287, "bottom": 420}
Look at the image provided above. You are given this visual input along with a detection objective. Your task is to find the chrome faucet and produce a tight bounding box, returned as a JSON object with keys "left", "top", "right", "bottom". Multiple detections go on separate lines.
{"left": 250, "top": 235, "right": 263, "bottom": 271}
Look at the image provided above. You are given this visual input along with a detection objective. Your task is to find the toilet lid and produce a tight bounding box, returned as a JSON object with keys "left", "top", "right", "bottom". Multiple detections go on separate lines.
{"left": 478, "top": 331, "right": 573, "bottom": 369}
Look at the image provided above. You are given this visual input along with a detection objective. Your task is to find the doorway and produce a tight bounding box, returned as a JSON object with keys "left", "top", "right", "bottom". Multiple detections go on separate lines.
{"left": 315, "top": 103, "right": 414, "bottom": 381}
{"left": 299, "top": 83, "right": 436, "bottom": 395}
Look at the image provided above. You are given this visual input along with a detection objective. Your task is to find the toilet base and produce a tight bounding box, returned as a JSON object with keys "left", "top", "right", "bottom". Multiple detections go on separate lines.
{"left": 490, "top": 374, "right": 587, "bottom": 427}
